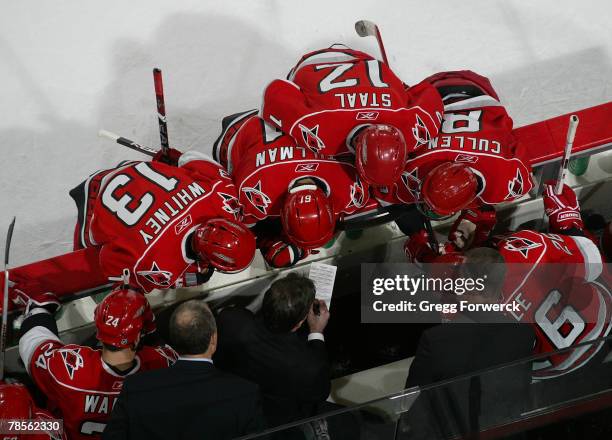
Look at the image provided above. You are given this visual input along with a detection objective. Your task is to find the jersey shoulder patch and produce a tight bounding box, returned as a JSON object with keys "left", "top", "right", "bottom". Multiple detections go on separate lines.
{"left": 46, "top": 345, "right": 102, "bottom": 386}
{"left": 137, "top": 344, "right": 179, "bottom": 368}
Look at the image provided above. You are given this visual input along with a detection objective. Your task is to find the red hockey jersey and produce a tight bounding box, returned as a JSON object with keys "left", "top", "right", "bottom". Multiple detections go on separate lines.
{"left": 228, "top": 115, "right": 372, "bottom": 225}
{"left": 19, "top": 325, "right": 177, "bottom": 440}
{"left": 376, "top": 95, "right": 533, "bottom": 206}
{"left": 260, "top": 46, "right": 443, "bottom": 157}
{"left": 495, "top": 230, "right": 612, "bottom": 378}
{"left": 72, "top": 154, "right": 242, "bottom": 292}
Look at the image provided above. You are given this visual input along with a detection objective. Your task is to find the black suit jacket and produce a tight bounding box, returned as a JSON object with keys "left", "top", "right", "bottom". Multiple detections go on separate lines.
{"left": 401, "top": 313, "right": 535, "bottom": 439}
{"left": 103, "top": 359, "right": 264, "bottom": 440}
{"left": 214, "top": 307, "right": 330, "bottom": 427}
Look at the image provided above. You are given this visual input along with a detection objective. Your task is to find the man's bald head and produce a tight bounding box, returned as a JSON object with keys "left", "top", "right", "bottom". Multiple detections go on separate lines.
{"left": 169, "top": 300, "right": 217, "bottom": 356}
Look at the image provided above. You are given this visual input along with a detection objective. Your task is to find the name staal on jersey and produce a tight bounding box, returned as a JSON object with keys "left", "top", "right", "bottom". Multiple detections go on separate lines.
{"left": 260, "top": 46, "right": 444, "bottom": 157}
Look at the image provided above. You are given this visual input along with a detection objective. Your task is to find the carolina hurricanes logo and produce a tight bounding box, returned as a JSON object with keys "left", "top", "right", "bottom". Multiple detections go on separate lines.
{"left": 138, "top": 262, "right": 173, "bottom": 287}
{"left": 348, "top": 177, "right": 366, "bottom": 208}
{"left": 505, "top": 169, "right": 525, "bottom": 200}
{"left": 175, "top": 215, "right": 192, "bottom": 235}
{"left": 455, "top": 154, "right": 478, "bottom": 164}
{"left": 356, "top": 111, "right": 379, "bottom": 121}
{"left": 242, "top": 181, "right": 272, "bottom": 216}
{"left": 412, "top": 114, "right": 431, "bottom": 148}
{"left": 299, "top": 124, "right": 325, "bottom": 152}
{"left": 59, "top": 348, "right": 84, "bottom": 380}
{"left": 400, "top": 168, "right": 421, "bottom": 200}
{"left": 218, "top": 192, "right": 241, "bottom": 220}
{"left": 503, "top": 236, "right": 542, "bottom": 258}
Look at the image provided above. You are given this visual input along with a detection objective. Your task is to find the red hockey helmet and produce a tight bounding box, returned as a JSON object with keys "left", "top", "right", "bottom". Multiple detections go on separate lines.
{"left": 94, "top": 288, "right": 152, "bottom": 349}
{"left": 424, "top": 70, "right": 500, "bottom": 102}
{"left": 192, "top": 218, "right": 256, "bottom": 273}
{"left": 421, "top": 162, "right": 478, "bottom": 216}
{"left": 281, "top": 184, "right": 336, "bottom": 249}
{"left": 0, "top": 383, "right": 34, "bottom": 419}
{"left": 353, "top": 125, "right": 407, "bottom": 186}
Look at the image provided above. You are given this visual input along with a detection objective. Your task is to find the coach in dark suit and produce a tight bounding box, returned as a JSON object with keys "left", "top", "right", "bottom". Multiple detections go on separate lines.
{"left": 215, "top": 273, "right": 331, "bottom": 429}
{"left": 103, "top": 300, "right": 264, "bottom": 440}
{"left": 400, "top": 248, "right": 536, "bottom": 439}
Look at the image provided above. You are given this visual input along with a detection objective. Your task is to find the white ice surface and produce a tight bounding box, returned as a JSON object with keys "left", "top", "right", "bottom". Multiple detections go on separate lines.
{"left": 1, "top": 0, "right": 612, "bottom": 266}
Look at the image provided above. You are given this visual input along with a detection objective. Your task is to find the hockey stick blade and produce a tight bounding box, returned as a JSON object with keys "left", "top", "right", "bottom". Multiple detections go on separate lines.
{"left": 355, "top": 20, "right": 377, "bottom": 37}
{"left": 354, "top": 20, "right": 389, "bottom": 65}
{"left": 98, "top": 129, "right": 157, "bottom": 157}
{"left": 153, "top": 68, "right": 170, "bottom": 155}
{"left": 4, "top": 217, "right": 15, "bottom": 267}
{"left": 1, "top": 216, "right": 16, "bottom": 380}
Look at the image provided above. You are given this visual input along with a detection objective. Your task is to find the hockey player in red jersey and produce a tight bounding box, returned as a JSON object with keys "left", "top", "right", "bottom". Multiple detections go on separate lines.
{"left": 0, "top": 382, "right": 66, "bottom": 439}
{"left": 260, "top": 45, "right": 444, "bottom": 187}
{"left": 406, "top": 181, "right": 612, "bottom": 379}
{"left": 386, "top": 70, "right": 533, "bottom": 243}
{"left": 217, "top": 111, "right": 372, "bottom": 267}
{"left": 70, "top": 151, "right": 256, "bottom": 293}
{"left": 17, "top": 288, "right": 177, "bottom": 439}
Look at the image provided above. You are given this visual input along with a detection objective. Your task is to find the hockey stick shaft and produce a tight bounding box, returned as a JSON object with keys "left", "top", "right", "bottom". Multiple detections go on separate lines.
{"left": 373, "top": 26, "right": 389, "bottom": 66}
{"left": 555, "top": 115, "right": 579, "bottom": 194}
{"left": 355, "top": 20, "right": 389, "bottom": 65}
{"left": 98, "top": 129, "right": 156, "bottom": 157}
{"left": 153, "top": 68, "right": 170, "bottom": 155}
{"left": 0, "top": 216, "right": 16, "bottom": 380}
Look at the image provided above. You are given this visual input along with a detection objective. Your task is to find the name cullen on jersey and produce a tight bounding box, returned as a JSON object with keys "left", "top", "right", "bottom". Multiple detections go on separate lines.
{"left": 139, "top": 182, "right": 206, "bottom": 244}
{"left": 427, "top": 135, "right": 502, "bottom": 154}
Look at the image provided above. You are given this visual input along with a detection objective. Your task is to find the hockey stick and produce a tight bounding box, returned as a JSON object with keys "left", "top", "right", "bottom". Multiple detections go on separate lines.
{"left": 540, "top": 115, "right": 579, "bottom": 231}
{"left": 98, "top": 129, "right": 156, "bottom": 157}
{"left": 423, "top": 217, "right": 440, "bottom": 256}
{"left": 555, "top": 115, "right": 580, "bottom": 194}
{"left": 355, "top": 20, "right": 438, "bottom": 252}
{"left": 153, "top": 68, "right": 170, "bottom": 156}
{"left": 0, "top": 216, "right": 16, "bottom": 381}
{"left": 355, "top": 20, "right": 389, "bottom": 65}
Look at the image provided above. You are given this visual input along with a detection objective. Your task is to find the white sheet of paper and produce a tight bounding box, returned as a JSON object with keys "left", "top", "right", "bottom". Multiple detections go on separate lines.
{"left": 308, "top": 262, "right": 337, "bottom": 309}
